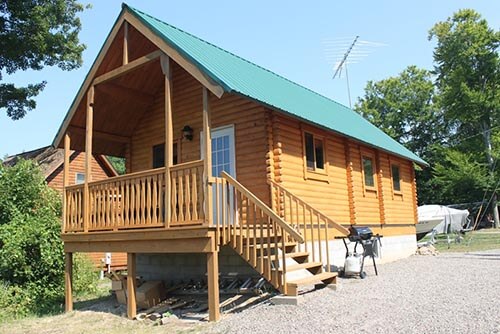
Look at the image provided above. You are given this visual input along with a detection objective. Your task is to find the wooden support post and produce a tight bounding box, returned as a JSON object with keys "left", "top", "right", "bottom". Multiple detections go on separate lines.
{"left": 161, "top": 54, "right": 173, "bottom": 227}
{"left": 65, "top": 252, "right": 73, "bottom": 312}
{"left": 62, "top": 133, "right": 71, "bottom": 233}
{"left": 127, "top": 253, "right": 137, "bottom": 319}
{"left": 207, "top": 251, "right": 220, "bottom": 321}
{"left": 83, "top": 86, "right": 94, "bottom": 232}
{"left": 123, "top": 21, "right": 129, "bottom": 65}
{"left": 203, "top": 87, "right": 213, "bottom": 226}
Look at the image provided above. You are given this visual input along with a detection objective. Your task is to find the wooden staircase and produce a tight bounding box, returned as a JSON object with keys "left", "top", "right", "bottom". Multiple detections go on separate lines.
{"left": 213, "top": 172, "right": 348, "bottom": 296}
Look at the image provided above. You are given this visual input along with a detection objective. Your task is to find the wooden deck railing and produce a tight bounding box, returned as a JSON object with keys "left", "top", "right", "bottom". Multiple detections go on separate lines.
{"left": 269, "top": 180, "right": 349, "bottom": 271}
{"left": 170, "top": 160, "right": 205, "bottom": 225}
{"left": 213, "top": 172, "right": 303, "bottom": 292}
{"left": 65, "top": 185, "right": 84, "bottom": 232}
{"left": 63, "top": 160, "right": 205, "bottom": 232}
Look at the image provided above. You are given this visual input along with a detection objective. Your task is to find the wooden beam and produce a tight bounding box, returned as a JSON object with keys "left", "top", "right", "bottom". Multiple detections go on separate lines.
{"left": 127, "top": 253, "right": 137, "bottom": 319}
{"left": 65, "top": 252, "right": 73, "bottom": 312}
{"left": 96, "top": 82, "right": 155, "bottom": 106}
{"left": 161, "top": 54, "right": 173, "bottom": 227}
{"left": 68, "top": 125, "right": 129, "bottom": 144}
{"left": 53, "top": 14, "right": 127, "bottom": 149}
{"left": 93, "top": 50, "right": 162, "bottom": 86}
{"left": 64, "top": 237, "right": 214, "bottom": 253}
{"left": 202, "top": 87, "right": 213, "bottom": 226}
{"left": 83, "top": 87, "right": 94, "bottom": 233}
{"left": 207, "top": 251, "right": 220, "bottom": 321}
{"left": 123, "top": 21, "right": 129, "bottom": 65}
{"left": 123, "top": 11, "right": 224, "bottom": 98}
{"left": 62, "top": 133, "right": 71, "bottom": 233}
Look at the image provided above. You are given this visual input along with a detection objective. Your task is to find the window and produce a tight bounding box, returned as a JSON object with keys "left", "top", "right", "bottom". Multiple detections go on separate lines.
{"left": 391, "top": 164, "right": 401, "bottom": 192}
{"left": 304, "top": 132, "right": 325, "bottom": 171}
{"left": 362, "top": 156, "right": 375, "bottom": 187}
{"left": 75, "top": 172, "right": 85, "bottom": 184}
{"left": 152, "top": 142, "right": 178, "bottom": 169}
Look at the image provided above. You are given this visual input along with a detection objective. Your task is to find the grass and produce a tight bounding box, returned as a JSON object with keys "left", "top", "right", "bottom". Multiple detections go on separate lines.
{"left": 0, "top": 279, "right": 209, "bottom": 334}
{"left": 0, "top": 310, "right": 207, "bottom": 334}
{"left": 421, "top": 228, "right": 500, "bottom": 253}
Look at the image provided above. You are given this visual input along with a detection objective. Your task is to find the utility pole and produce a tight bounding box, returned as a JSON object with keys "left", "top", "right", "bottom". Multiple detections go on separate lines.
{"left": 482, "top": 120, "right": 499, "bottom": 228}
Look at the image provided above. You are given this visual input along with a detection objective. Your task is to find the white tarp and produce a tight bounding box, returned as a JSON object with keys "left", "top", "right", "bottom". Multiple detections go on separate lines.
{"left": 418, "top": 205, "right": 469, "bottom": 234}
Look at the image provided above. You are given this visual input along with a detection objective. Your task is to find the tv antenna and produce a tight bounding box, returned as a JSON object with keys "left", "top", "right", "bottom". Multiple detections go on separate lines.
{"left": 323, "top": 36, "right": 387, "bottom": 108}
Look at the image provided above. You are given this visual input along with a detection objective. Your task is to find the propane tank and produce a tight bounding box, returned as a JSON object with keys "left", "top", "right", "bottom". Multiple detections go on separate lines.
{"left": 344, "top": 252, "right": 362, "bottom": 274}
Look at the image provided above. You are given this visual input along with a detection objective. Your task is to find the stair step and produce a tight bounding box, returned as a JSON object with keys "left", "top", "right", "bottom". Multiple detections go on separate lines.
{"left": 263, "top": 251, "right": 309, "bottom": 261}
{"left": 250, "top": 242, "right": 296, "bottom": 250}
{"left": 287, "top": 271, "right": 338, "bottom": 287}
{"left": 280, "top": 261, "right": 323, "bottom": 272}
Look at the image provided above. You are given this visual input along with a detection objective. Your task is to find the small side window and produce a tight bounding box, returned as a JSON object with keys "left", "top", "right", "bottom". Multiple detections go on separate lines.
{"left": 75, "top": 173, "right": 85, "bottom": 184}
{"left": 304, "top": 132, "right": 325, "bottom": 171}
{"left": 362, "top": 156, "right": 375, "bottom": 187}
{"left": 391, "top": 164, "right": 401, "bottom": 192}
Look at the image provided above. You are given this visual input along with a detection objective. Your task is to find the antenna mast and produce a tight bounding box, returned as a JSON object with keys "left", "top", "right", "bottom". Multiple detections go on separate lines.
{"left": 333, "top": 36, "right": 358, "bottom": 108}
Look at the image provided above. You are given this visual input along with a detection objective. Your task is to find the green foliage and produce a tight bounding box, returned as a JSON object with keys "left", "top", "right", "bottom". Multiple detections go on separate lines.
{"left": 355, "top": 65, "right": 447, "bottom": 159}
{"left": 0, "top": 160, "right": 99, "bottom": 319}
{"left": 73, "top": 254, "right": 99, "bottom": 297}
{"left": 0, "top": 0, "right": 87, "bottom": 119}
{"left": 106, "top": 156, "right": 126, "bottom": 175}
{"left": 429, "top": 9, "right": 500, "bottom": 129}
{"left": 431, "top": 149, "right": 491, "bottom": 204}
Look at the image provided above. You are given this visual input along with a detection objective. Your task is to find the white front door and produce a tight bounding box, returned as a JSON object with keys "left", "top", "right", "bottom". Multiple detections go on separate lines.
{"left": 210, "top": 125, "right": 236, "bottom": 178}
{"left": 202, "top": 125, "right": 236, "bottom": 225}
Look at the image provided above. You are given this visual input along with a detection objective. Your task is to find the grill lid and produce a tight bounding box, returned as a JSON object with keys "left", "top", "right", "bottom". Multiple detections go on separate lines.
{"left": 348, "top": 226, "right": 373, "bottom": 241}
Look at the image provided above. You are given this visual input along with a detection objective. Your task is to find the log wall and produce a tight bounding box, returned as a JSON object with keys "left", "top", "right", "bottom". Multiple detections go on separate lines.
{"left": 129, "top": 62, "right": 270, "bottom": 204}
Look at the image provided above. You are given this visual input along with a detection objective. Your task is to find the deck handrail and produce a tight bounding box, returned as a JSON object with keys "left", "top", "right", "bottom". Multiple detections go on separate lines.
{"left": 85, "top": 167, "right": 167, "bottom": 187}
{"left": 268, "top": 180, "right": 349, "bottom": 236}
{"left": 63, "top": 161, "right": 205, "bottom": 233}
{"left": 221, "top": 171, "right": 304, "bottom": 243}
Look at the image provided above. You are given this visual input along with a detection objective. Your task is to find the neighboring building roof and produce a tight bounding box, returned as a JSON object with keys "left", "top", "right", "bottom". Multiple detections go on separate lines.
{"left": 124, "top": 4, "right": 427, "bottom": 165}
{"left": 3, "top": 146, "right": 117, "bottom": 179}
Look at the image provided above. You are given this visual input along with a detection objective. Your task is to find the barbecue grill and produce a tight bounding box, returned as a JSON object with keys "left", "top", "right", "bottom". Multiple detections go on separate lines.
{"left": 340, "top": 226, "right": 381, "bottom": 279}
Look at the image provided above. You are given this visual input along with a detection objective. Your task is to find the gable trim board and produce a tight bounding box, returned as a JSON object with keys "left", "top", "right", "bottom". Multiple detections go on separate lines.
{"left": 52, "top": 4, "right": 425, "bottom": 168}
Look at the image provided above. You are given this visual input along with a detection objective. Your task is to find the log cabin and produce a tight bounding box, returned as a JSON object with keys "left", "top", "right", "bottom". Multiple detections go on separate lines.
{"left": 3, "top": 146, "right": 127, "bottom": 270}
{"left": 53, "top": 4, "right": 427, "bottom": 321}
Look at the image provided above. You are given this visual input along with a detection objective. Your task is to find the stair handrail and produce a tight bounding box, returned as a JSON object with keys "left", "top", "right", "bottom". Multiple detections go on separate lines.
{"left": 268, "top": 180, "right": 349, "bottom": 236}
{"left": 221, "top": 171, "right": 304, "bottom": 243}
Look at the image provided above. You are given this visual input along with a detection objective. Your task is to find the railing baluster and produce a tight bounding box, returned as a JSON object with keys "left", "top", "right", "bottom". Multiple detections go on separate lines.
{"left": 317, "top": 212, "right": 322, "bottom": 266}
{"left": 152, "top": 175, "right": 158, "bottom": 224}
{"left": 280, "top": 226, "right": 287, "bottom": 293}
{"left": 171, "top": 171, "right": 177, "bottom": 223}
{"left": 185, "top": 171, "right": 191, "bottom": 221}
{"left": 324, "top": 216, "right": 330, "bottom": 272}
{"left": 146, "top": 176, "right": 152, "bottom": 224}
{"left": 252, "top": 202, "right": 257, "bottom": 267}
{"left": 192, "top": 168, "right": 198, "bottom": 220}
{"left": 178, "top": 171, "right": 184, "bottom": 222}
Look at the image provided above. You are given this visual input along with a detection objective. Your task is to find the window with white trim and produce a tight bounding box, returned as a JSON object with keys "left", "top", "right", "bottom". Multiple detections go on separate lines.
{"left": 75, "top": 172, "right": 85, "bottom": 184}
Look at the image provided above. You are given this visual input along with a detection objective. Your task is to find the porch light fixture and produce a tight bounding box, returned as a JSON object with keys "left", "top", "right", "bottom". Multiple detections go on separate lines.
{"left": 182, "top": 125, "right": 194, "bottom": 141}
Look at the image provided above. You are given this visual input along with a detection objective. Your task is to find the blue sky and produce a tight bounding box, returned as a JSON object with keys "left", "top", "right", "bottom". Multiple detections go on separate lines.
{"left": 1, "top": 0, "right": 498, "bottom": 158}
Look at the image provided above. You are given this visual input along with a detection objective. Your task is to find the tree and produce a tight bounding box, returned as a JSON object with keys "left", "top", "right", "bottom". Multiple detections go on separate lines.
{"left": 0, "top": 160, "right": 99, "bottom": 319}
{"left": 355, "top": 65, "right": 449, "bottom": 204}
{"left": 0, "top": 0, "right": 86, "bottom": 120}
{"left": 429, "top": 9, "right": 500, "bottom": 227}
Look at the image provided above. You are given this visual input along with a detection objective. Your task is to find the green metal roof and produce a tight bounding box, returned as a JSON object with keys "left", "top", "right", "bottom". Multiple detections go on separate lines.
{"left": 126, "top": 4, "right": 426, "bottom": 165}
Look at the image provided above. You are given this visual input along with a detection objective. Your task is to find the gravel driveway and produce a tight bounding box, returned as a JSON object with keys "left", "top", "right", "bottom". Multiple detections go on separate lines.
{"left": 207, "top": 250, "right": 500, "bottom": 334}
